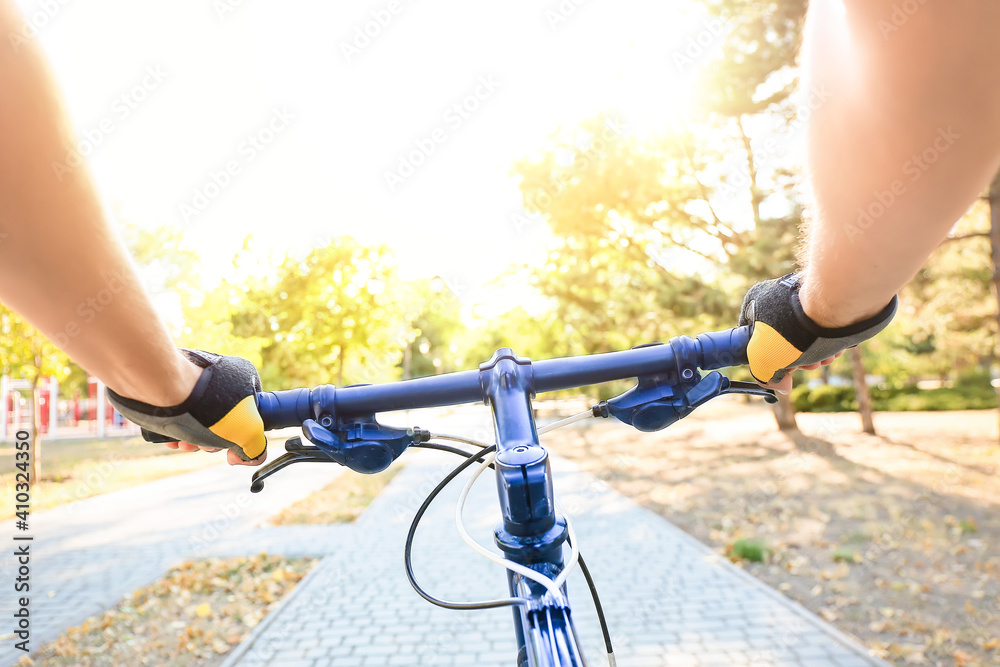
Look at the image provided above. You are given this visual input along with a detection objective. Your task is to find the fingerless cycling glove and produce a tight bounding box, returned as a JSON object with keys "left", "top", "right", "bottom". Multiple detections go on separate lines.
{"left": 106, "top": 350, "right": 267, "bottom": 462}
{"left": 738, "top": 273, "right": 897, "bottom": 384}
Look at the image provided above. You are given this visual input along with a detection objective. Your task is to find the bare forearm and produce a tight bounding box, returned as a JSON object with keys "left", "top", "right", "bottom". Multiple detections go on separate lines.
{"left": 0, "top": 0, "right": 198, "bottom": 404}
{"left": 800, "top": 0, "right": 1000, "bottom": 327}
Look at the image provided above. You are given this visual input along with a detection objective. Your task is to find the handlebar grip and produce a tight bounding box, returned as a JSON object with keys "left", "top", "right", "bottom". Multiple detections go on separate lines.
{"left": 696, "top": 326, "right": 750, "bottom": 370}
{"left": 256, "top": 389, "right": 312, "bottom": 430}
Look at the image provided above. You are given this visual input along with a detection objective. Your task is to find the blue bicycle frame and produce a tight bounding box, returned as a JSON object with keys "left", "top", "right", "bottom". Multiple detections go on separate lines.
{"left": 250, "top": 326, "right": 773, "bottom": 666}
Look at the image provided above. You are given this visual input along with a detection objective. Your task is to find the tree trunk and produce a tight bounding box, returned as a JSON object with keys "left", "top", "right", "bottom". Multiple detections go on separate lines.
{"left": 29, "top": 375, "right": 41, "bottom": 485}
{"left": 738, "top": 113, "right": 799, "bottom": 433}
{"left": 737, "top": 116, "right": 763, "bottom": 224}
{"left": 989, "top": 170, "right": 1000, "bottom": 443}
{"left": 772, "top": 392, "right": 798, "bottom": 431}
{"left": 850, "top": 346, "right": 876, "bottom": 435}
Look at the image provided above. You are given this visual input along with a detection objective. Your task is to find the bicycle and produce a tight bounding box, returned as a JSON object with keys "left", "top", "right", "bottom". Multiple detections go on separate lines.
{"left": 247, "top": 325, "right": 776, "bottom": 666}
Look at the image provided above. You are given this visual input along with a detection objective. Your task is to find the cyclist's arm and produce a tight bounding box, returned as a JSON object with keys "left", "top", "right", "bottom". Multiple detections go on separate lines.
{"left": 743, "top": 0, "right": 1000, "bottom": 393}
{"left": 799, "top": 0, "right": 1000, "bottom": 328}
{"left": 0, "top": 0, "right": 201, "bottom": 407}
{"left": 0, "top": 1, "right": 261, "bottom": 465}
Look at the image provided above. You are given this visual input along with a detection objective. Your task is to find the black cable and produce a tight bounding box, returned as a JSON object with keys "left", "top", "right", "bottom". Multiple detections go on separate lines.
{"left": 411, "top": 442, "right": 496, "bottom": 469}
{"left": 404, "top": 442, "right": 524, "bottom": 610}
{"left": 408, "top": 440, "right": 616, "bottom": 659}
{"left": 572, "top": 538, "right": 614, "bottom": 657}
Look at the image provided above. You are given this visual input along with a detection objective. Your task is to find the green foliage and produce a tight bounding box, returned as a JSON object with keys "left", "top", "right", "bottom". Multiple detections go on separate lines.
{"left": 404, "top": 278, "right": 465, "bottom": 378}
{"left": 832, "top": 547, "right": 861, "bottom": 564}
{"left": 463, "top": 306, "right": 573, "bottom": 363}
{"left": 889, "top": 202, "right": 996, "bottom": 378}
{"left": 509, "top": 0, "right": 811, "bottom": 361}
{"left": 729, "top": 538, "right": 766, "bottom": 563}
{"left": 512, "top": 114, "right": 802, "bottom": 355}
{"left": 790, "top": 383, "right": 854, "bottom": 412}
{"left": 879, "top": 386, "right": 996, "bottom": 412}
{"left": 791, "top": 379, "right": 996, "bottom": 413}
{"left": 698, "top": 0, "right": 808, "bottom": 115}
{"left": 0, "top": 305, "right": 71, "bottom": 386}
{"left": 231, "top": 237, "right": 411, "bottom": 389}
{"left": 119, "top": 221, "right": 199, "bottom": 297}
{"left": 177, "top": 283, "right": 269, "bottom": 368}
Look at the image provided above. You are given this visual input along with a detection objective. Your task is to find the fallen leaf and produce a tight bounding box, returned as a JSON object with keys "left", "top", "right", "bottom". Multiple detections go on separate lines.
{"left": 820, "top": 563, "right": 850, "bottom": 581}
{"left": 869, "top": 620, "right": 891, "bottom": 633}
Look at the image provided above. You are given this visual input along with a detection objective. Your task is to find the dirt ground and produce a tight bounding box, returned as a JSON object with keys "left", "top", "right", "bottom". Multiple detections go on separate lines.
{"left": 544, "top": 400, "right": 1000, "bottom": 666}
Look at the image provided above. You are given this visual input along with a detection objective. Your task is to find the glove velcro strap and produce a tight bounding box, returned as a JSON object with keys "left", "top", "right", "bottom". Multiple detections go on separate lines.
{"left": 789, "top": 294, "right": 898, "bottom": 368}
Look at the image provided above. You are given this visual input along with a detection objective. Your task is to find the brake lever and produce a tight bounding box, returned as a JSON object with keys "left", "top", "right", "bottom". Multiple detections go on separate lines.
{"left": 606, "top": 372, "right": 778, "bottom": 431}
{"left": 250, "top": 417, "right": 431, "bottom": 493}
{"left": 722, "top": 380, "right": 779, "bottom": 404}
{"left": 249, "top": 436, "right": 336, "bottom": 493}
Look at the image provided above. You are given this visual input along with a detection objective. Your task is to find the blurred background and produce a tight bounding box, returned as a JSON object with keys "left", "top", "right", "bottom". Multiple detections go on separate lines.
{"left": 2, "top": 0, "right": 998, "bottom": 430}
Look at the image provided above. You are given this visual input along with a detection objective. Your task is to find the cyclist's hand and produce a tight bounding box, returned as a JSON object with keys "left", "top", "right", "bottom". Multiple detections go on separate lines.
{"left": 107, "top": 350, "right": 267, "bottom": 466}
{"left": 738, "top": 273, "right": 897, "bottom": 394}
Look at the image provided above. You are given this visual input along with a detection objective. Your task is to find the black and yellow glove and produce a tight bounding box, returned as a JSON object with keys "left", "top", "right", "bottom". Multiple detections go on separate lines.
{"left": 738, "top": 273, "right": 898, "bottom": 384}
{"left": 107, "top": 350, "right": 267, "bottom": 462}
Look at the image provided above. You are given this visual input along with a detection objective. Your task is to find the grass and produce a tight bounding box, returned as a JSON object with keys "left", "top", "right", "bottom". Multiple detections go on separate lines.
{"left": 268, "top": 465, "right": 403, "bottom": 525}
{"left": 960, "top": 518, "right": 979, "bottom": 534}
{"left": 727, "top": 538, "right": 766, "bottom": 562}
{"left": 831, "top": 547, "right": 861, "bottom": 564}
{"left": 0, "top": 436, "right": 223, "bottom": 519}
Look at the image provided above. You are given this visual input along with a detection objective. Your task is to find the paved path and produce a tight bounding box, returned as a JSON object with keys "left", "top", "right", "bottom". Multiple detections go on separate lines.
{"left": 215, "top": 447, "right": 885, "bottom": 667}
{"left": 1, "top": 408, "right": 886, "bottom": 666}
{"left": 0, "top": 448, "right": 339, "bottom": 667}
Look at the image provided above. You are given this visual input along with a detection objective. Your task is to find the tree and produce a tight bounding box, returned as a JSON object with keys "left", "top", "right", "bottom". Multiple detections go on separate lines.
{"left": 232, "top": 237, "right": 411, "bottom": 389}
{"left": 0, "top": 306, "right": 70, "bottom": 484}
{"left": 119, "top": 220, "right": 200, "bottom": 300}
{"left": 926, "top": 168, "right": 1000, "bottom": 436}
{"left": 989, "top": 170, "right": 1000, "bottom": 345}
{"left": 513, "top": 111, "right": 803, "bottom": 426}
{"left": 177, "top": 282, "right": 269, "bottom": 368}
{"left": 697, "top": 0, "right": 808, "bottom": 116}
{"left": 696, "top": 0, "right": 809, "bottom": 428}
{"left": 513, "top": 0, "right": 812, "bottom": 428}
{"left": 850, "top": 346, "right": 876, "bottom": 435}
{"left": 403, "top": 278, "right": 466, "bottom": 378}
{"left": 898, "top": 200, "right": 995, "bottom": 378}
{"left": 464, "top": 305, "right": 575, "bottom": 368}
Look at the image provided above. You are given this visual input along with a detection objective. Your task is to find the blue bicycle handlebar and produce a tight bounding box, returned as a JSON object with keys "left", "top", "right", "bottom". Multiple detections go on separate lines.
{"left": 255, "top": 326, "right": 750, "bottom": 430}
